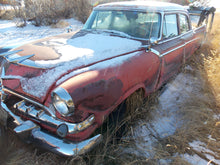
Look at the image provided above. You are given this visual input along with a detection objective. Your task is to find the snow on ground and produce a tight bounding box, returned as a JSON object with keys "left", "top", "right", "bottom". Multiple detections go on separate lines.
{"left": 122, "top": 65, "right": 220, "bottom": 164}
{"left": 183, "top": 141, "right": 220, "bottom": 164}
{"left": 0, "top": 19, "right": 83, "bottom": 49}
{"left": 123, "top": 72, "right": 197, "bottom": 158}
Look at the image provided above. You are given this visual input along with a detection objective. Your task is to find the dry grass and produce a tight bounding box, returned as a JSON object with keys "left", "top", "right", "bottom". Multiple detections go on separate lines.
{"left": 202, "top": 14, "right": 220, "bottom": 106}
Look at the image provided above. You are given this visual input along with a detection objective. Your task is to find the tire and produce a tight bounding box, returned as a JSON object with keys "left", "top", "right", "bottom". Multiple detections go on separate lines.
{"left": 110, "top": 89, "right": 145, "bottom": 138}
{"left": 93, "top": 89, "right": 145, "bottom": 142}
{"left": 125, "top": 89, "right": 144, "bottom": 117}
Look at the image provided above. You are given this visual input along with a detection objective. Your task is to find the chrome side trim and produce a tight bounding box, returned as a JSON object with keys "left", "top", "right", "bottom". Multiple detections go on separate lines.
{"left": 15, "top": 100, "right": 95, "bottom": 134}
{"left": 3, "top": 88, "right": 55, "bottom": 117}
{"left": 143, "top": 37, "right": 200, "bottom": 57}
{"left": 185, "top": 37, "right": 200, "bottom": 45}
{"left": 156, "top": 24, "right": 204, "bottom": 45}
{"left": 159, "top": 30, "right": 194, "bottom": 44}
{"left": 195, "top": 24, "right": 206, "bottom": 31}
{"left": 160, "top": 44, "right": 185, "bottom": 57}
{"left": 150, "top": 48, "right": 160, "bottom": 56}
{"left": 160, "top": 37, "right": 200, "bottom": 57}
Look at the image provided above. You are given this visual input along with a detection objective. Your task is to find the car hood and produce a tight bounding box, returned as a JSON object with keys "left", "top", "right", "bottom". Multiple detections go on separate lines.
{"left": 3, "top": 30, "right": 142, "bottom": 102}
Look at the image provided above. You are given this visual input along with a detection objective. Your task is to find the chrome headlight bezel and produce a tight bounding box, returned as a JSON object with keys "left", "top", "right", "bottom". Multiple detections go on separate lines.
{"left": 51, "top": 87, "right": 75, "bottom": 117}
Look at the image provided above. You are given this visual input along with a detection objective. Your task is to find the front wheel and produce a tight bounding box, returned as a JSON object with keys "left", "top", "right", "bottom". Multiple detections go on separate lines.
{"left": 125, "top": 89, "right": 145, "bottom": 118}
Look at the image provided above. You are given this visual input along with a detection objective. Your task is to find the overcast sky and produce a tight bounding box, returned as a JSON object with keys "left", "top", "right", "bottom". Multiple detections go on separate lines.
{"left": 210, "top": 0, "right": 220, "bottom": 8}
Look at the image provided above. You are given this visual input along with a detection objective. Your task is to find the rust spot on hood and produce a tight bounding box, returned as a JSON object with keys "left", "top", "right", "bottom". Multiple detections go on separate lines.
{"left": 15, "top": 44, "right": 59, "bottom": 61}
{"left": 14, "top": 32, "right": 76, "bottom": 61}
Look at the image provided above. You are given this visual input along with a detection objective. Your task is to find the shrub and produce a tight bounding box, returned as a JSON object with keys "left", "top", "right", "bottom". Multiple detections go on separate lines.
{"left": 24, "top": 0, "right": 60, "bottom": 26}
{"left": 11, "top": 0, "right": 92, "bottom": 26}
{"left": 0, "top": 0, "right": 16, "bottom": 20}
{"left": 0, "top": 0, "right": 9, "bottom": 4}
{"left": 72, "top": 0, "right": 92, "bottom": 23}
{"left": 0, "top": 9, "right": 15, "bottom": 20}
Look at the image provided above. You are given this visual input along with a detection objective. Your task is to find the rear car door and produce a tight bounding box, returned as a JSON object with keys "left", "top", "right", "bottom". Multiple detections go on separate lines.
{"left": 157, "top": 13, "right": 185, "bottom": 86}
{"left": 179, "top": 13, "right": 194, "bottom": 61}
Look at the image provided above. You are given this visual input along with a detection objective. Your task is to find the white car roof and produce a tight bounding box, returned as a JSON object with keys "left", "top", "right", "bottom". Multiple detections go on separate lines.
{"left": 95, "top": 1, "right": 186, "bottom": 12}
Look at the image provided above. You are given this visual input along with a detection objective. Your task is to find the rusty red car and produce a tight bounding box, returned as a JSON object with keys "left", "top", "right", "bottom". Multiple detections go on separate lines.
{"left": 0, "top": 1, "right": 215, "bottom": 156}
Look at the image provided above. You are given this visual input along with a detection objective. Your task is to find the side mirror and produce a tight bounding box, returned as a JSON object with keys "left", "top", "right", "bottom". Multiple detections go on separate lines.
{"left": 150, "top": 37, "right": 159, "bottom": 45}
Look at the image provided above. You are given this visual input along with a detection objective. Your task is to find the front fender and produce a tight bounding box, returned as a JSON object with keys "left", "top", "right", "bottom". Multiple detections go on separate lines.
{"left": 60, "top": 70, "right": 123, "bottom": 112}
{"left": 55, "top": 69, "right": 124, "bottom": 124}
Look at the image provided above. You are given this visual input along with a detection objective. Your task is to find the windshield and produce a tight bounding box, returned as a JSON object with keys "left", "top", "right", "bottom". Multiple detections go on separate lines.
{"left": 83, "top": 10, "right": 161, "bottom": 39}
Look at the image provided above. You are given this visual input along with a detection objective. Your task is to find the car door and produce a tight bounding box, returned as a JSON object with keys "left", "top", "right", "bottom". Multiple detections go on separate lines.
{"left": 179, "top": 13, "right": 194, "bottom": 61}
{"left": 156, "top": 13, "right": 185, "bottom": 87}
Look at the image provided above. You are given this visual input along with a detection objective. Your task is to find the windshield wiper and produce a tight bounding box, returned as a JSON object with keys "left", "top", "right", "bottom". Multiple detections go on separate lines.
{"left": 101, "top": 29, "right": 132, "bottom": 38}
{"left": 83, "top": 29, "right": 132, "bottom": 39}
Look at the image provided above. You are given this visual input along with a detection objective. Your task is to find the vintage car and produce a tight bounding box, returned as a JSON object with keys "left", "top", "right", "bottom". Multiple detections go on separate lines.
{"left": 0, "top": 1, "right": 215, "bottom": 156}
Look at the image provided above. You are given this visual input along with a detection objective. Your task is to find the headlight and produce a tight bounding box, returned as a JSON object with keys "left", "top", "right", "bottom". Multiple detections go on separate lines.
{"left": 51, "top": 87, "right": 75, "bottom": 117}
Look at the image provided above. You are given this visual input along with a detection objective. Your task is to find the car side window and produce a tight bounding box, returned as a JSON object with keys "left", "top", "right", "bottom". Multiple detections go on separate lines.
{"left": 179, "top": 14, "right": 190, "bottom": 33}
{"left": 163, "top": 14, "right": 178, "bottom": 39}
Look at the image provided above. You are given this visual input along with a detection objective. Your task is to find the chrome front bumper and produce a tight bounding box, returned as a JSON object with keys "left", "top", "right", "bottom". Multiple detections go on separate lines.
{"left": 0, "top": 100, "right": 102, "bottom": 156}
{"left": 0, "top": 50, "right": 102, "bottom": 156}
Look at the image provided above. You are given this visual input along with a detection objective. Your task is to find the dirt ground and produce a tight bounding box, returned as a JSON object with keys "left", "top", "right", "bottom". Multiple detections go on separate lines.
{"left": 0, "top": 13, "right": 220, "bottom": 165}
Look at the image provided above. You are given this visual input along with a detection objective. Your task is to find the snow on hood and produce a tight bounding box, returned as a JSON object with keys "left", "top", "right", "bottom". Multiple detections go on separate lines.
{"left": 17, "top": 32, "right": 141, "bottom": 97}
{"left": 18, "top": 32, "right": 142, "bottom": 68}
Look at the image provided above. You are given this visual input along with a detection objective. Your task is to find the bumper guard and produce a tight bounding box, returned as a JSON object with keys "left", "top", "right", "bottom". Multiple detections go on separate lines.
{"left": 0, "top": 101, "right": 102, "bottom": 156}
